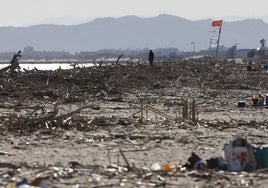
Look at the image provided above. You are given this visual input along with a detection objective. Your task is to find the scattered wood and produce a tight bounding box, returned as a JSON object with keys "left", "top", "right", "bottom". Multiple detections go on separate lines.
{"left": 0, "top": 50, "right": 21, "bottom": 73}
{"left": 119, "top": 149, "right": 131, "bottom": 170}
{"left": 0, "top": 60, "right": 268, "bottom": 187}
{"left": 0, "top": 151, "right": 14, "bottom": 156}
{"left": 0, "top": 163, "right": 17, "bottom": 169}
{"left": 115, "top": 54, "right": 123, "bottom": 65}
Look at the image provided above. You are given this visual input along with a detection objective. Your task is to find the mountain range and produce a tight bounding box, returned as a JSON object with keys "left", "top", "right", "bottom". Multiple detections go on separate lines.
{"left": 0, "top": 14, "right": 267, "bottom": 52}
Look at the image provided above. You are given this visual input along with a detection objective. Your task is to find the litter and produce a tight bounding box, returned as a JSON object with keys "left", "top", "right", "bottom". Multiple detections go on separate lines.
{"left": 150, "top": 163, "right": 162, "bottom": 171}
{"left": 184, "top": 136, "right": 267, "bottom": 172}
{"left": 163, "top": 163, "right": 173, "bottom": 171}
{"left": 254, "top": 145, "right": 268, "bottom": 169}
{"left": 6, "top": 177, "right": 48, "bottom": 188}
{"left": 224, "top": 136, "right": 257, "bottom": 172}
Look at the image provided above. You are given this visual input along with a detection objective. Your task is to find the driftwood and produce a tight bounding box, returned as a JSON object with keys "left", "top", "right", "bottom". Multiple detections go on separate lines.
{"left": 0, "top": 60, "right": 268, "bottom": 187}
{"left": 0, "top": 163, "right": 17, "bottom": 169}
{"left": 131, "top": 102, "right": 176, "bottom": 122}
{"left": 0, "top": 50, "right": 21, "bottom": 73}
{"left": 4, "top": 103, "right": 98, "bottom": 133}
{"left": 119, "top": 149, "right": 131, "bottom": 170}
{"left": 0, "top": 60, "right": 266, "bottom": 134}
{"left": 115, "top": 54, "right": 123, "bottom": 65}
{"left": 0, "top": 151, "right": 14, "bottom": 156}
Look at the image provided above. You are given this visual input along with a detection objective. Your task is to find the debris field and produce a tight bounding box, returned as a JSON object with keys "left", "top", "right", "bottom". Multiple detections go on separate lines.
{"left": 0, "top": 60, "right": 268, "bottom": 187}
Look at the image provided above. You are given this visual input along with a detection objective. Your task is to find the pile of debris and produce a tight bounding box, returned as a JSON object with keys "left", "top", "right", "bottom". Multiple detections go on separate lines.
{"left": 1, "top": 56, "right": 268, "bottom": 187}
{"left": 184, "top": 137, "right": 268, "bottom": 172}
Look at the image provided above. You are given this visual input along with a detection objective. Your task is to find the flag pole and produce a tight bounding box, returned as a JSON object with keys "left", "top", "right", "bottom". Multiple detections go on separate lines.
{"left": 215, "top": 21, "right": 222, "bottom": 60}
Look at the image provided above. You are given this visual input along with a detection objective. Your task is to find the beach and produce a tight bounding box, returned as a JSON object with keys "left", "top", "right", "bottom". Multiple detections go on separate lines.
{"left": 0, "top": 60, "right": 268, "bottom": 187}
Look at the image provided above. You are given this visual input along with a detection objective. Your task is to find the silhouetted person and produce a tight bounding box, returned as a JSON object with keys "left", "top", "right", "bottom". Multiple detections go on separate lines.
{"left": 149, "top": 50, "right": 154, "bottom": 65}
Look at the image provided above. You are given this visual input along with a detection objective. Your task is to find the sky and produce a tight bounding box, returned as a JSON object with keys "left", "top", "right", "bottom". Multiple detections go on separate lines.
{"left": 0, "top": 0, "right": 268, "bottom": 26}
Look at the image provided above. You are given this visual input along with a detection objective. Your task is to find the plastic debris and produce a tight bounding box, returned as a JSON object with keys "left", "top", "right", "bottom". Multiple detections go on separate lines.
{"left": 206, "top": 157, "right": 226, "bottom": 170}
{"left": 163, "top": 163, "right": 172, "bottom": 171}
{"left": 7, "top": 177, "right": 48, "bottom": 188}
{"left": 224, "top": 136, "right": 257, "bottom": 172}
{"left": 183, "top": 152, "right": 203, "bottom": 169}
{"left": 254, "top": 145, "right": 268, "bottom": 169}
{"left": 183, "top": 137, "right": 267, "bottom": 172}
{"left": 150, "top": 163, "right": 162, "bottom": 171}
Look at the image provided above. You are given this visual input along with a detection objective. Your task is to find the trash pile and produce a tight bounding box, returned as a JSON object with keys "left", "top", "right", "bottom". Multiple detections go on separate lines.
{"left": 238, "top": 93, "right": 268, "bottom": 108}
{"left": 183, "top": 136, "right": 268, "bottom": 172}
{"left": 251, "top": 93, "right": 268, "bottom": 107}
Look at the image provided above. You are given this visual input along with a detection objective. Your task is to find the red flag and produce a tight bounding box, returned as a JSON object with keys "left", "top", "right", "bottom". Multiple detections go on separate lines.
{"left": 212, "top": 20, "right": 223, "bottom": 27}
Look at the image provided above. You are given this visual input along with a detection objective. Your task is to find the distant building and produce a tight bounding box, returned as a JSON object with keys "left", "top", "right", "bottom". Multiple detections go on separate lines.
{"left": 236, "top": 49, "right": 251, "bottom": 59}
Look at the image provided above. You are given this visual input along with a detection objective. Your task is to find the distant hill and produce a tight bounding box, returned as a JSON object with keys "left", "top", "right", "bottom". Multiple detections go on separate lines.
{"left": 0, "top": 14, "right": 267, "bottom": 52}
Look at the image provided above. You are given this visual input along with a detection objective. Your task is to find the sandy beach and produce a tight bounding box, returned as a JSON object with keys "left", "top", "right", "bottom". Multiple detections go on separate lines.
{"left": 0, "top": 60, "right": 268, "bottom": 187}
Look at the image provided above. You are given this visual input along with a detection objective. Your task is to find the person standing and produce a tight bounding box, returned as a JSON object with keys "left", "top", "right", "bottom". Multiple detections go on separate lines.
{"left": 149, "top": 50, "right": 154, "bottom": 65}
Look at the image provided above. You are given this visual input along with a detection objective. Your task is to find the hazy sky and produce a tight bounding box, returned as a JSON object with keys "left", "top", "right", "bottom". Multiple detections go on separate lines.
{"left": 0, "top": 0, "right": 267, "bottom": 26}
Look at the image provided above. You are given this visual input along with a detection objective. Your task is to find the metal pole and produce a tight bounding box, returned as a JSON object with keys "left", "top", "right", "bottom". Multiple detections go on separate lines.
{"left": 215, "top": 26, "right": 222, "bottom": 60}
{"left": 209, "top": 38, "right": 212, "bottom": 52}
{"left": 190, "top": 41, "right": 196, "bottom": 59}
